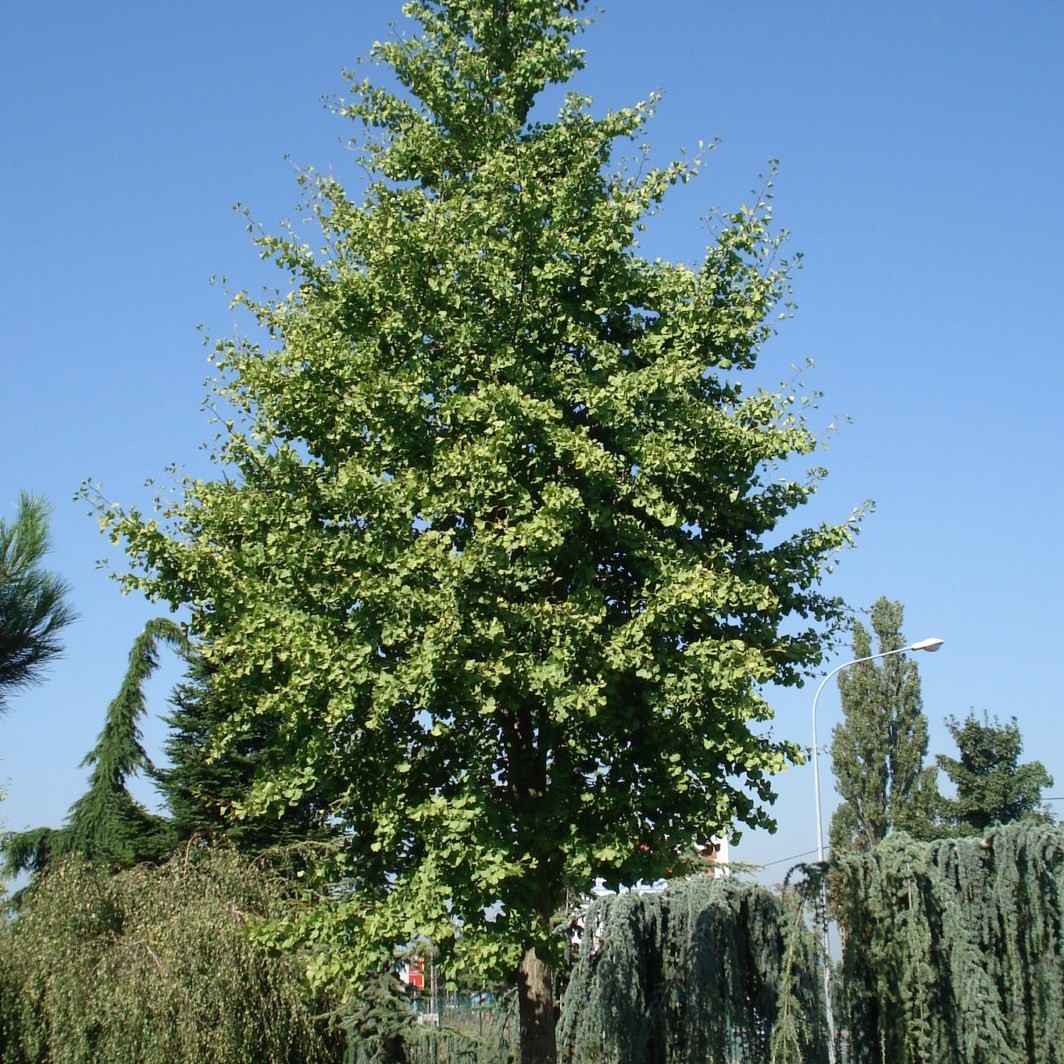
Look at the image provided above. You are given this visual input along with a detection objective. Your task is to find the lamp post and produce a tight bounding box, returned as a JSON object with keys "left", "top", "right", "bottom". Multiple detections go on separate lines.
{"left": 810, "top": 635, "right": 944, "bottom": 1063}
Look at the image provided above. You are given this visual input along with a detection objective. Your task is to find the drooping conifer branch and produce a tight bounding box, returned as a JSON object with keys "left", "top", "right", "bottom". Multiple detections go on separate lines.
{"left": 2, "top": 618, "right": 186, "bottom": 880}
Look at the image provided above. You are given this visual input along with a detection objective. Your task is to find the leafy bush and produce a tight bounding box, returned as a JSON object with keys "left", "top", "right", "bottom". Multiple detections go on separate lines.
{"left": 0, "top": 847, "right": 343, "bottom": 1064}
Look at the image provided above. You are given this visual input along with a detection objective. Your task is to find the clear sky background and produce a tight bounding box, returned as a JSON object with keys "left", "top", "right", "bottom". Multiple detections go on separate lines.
{"left": 2, "top": 1, "right": 1062, "bottom": 879}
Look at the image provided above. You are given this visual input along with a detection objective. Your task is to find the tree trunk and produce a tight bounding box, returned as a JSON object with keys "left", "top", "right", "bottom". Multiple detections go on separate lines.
{"left": 517, "top": 945, "right": 556, "bottom": 1064}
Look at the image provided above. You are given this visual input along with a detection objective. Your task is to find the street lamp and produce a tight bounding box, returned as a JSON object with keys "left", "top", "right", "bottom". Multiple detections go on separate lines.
{"left": 810, "top": 636, "right": 943, "bottom": 1064}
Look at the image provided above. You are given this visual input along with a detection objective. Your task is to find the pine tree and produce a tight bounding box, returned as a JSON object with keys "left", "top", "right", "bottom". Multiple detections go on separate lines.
{"left": 158, "top": 655, "right": 335, "bottom": 850}
{"left": 937, "top": 711, "right": 1052, "bottom": 834}
{"left": 0, "top": 493, "right": 75, "bottom": 713}
{"left": 99, "top": 3, "right": 858, "bottom": 1058}
{"left": 829, "top": 598, "right": 938, "bottom": 851}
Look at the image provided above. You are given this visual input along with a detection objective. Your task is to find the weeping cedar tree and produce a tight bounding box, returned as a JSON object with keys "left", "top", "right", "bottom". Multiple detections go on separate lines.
{"left": 3, "top": 617, "right": 333, "bottom": 883}
{"left": 2, "top": 618, "right": 183, "bottom": 880}
{"left": 828, "top": 598, "right": 938, "bottom": 852}
{"left": 834, "top": 821, "right": 1064, "bottom": 1064}
{"left": 937, "top": 711, "right": 1052, "bottom": 835}
{"left": 557, "top": 877, "right": 829, "bottom": 1064}
{"left": 0, "top": 494, "right": 76, "bottom": 714}
{"left": 97, "top": 1, "right": 857, "bottom": 1059}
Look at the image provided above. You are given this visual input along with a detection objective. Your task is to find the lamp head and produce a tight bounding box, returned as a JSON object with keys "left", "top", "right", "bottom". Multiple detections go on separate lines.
{"left": 910, "top": 637, "right": 945, "bottom": 653}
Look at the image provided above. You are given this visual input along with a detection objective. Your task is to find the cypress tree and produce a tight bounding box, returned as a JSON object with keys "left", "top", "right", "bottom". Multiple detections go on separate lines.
{"left": 158, "top": 656, "right": 335, "bottom": 851}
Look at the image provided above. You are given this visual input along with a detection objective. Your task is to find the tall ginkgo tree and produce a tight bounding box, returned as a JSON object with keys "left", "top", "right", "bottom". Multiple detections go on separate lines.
{"left": 100, "top": 2, "right": 858, "bottom": 1059}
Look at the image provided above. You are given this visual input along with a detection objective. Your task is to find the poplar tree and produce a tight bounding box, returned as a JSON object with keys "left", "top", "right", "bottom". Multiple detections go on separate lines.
{"left": 829, "top": 598, "right": 938, "bottom": 851}
{"left": 99, "top": 2, "right": 857, "bottom": 1058}
{"left": 0, "top": 494, "right": 75, "bottom": 714}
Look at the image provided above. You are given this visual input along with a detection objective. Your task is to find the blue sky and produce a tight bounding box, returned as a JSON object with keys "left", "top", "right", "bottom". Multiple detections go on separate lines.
{"left": 2, "top": 1, "right": 1062, "bottom": 878}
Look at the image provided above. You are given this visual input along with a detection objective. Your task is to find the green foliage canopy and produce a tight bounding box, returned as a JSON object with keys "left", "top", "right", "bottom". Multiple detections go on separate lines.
{"left": 937, "top": 711, "right": 1052, "bottom": 835}
{"left": 0, "top": 494, "right": 75, "bottom": 714}
{"left": 98, "top": 0, "right": 856, "bottom": 1030}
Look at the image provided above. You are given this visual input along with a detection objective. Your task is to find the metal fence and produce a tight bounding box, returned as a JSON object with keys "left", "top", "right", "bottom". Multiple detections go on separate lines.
{"left": 401, "top": 989, "right": 517, "bottom": 1064}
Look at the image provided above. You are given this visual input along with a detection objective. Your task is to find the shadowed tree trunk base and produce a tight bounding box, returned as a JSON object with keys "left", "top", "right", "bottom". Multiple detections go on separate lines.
{"left": 518, "top": 946, "right": 556, "bottom": 1064}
